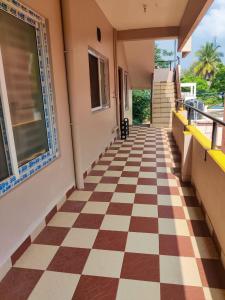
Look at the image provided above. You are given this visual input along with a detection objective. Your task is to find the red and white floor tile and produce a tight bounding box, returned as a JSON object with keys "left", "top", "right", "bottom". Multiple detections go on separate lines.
{"left": 0, "top": 127, "right": 225, "bottom": 299}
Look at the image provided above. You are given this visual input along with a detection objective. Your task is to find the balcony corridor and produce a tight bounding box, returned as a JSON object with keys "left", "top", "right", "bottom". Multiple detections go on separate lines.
{"left": 0, "top": 127, "right": 225, "bottom": 299}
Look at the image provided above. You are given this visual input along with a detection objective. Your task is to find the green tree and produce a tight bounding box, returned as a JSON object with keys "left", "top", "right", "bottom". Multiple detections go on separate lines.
{"left": 181, "top": 74, "right": 209, "bottom": 93}
{"left": 194, "top": 42, "right": 223, "bottom": 81}
{"left": 181, "top": 70, "right": 223, "bottom": 106}
{"left": 155, "top": 44, "right": 173, "bottom": 68}
{"left": 132, "top": 90, "right": 150, "bottom": 125}
{"left": 211, "top": 64, "right": 225, "bottom": 93}
{"left": 182, "top": 62, "right": 198, "bottom": 77}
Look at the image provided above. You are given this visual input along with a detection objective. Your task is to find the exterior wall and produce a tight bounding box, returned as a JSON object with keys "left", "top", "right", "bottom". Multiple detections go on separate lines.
{"left": 172, "top": 112, "right": 225, "bottom": 264}
{"left": 152, "top": 82, "right": 176, "bottom": 128}
{"left": 0, "top": 0, "right": 75, "bottom": 267}
{"left": 191, "top": 140, "right": 225, "bottom": 259}
{"left": 117, "top": 41, "right": 129, "bottom": 75}
{"left": 153, "top": 69, "right": 174, "bottom": 83}
{"left": 117, "top": 41, "right": 132, "bottom": 124}
{"left": 181, "top": 36, "right": 192, "bottom": 57}
{"left": 62, "top": 0, "right": 117, "bottom": 179}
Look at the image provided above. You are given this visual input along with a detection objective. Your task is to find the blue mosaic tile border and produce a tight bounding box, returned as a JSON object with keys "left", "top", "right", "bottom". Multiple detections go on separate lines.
{"left": 0, "top": 0, "right": 59, "bottom": 197}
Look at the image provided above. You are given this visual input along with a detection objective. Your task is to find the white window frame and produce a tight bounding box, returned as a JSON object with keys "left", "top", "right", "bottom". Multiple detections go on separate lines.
{"left": 0, "top": 0, "right": 59, "bottom": 197}
{"left": 0, "top": 48, "right": 19, "bottom": 178}
{"left": 88, "top": 49, "right": 110, "bottom": 112}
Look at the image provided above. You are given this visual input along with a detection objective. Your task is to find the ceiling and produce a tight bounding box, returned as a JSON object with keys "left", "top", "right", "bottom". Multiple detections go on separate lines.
{"left": 96, "top": 0, "right": 189, "bottom": 30}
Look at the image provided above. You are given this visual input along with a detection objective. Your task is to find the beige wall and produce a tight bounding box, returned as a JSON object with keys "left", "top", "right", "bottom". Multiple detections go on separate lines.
{"left": 117, "top": 41, "right": 132, "bottom": 123}
{"left": 117, "top": 41, "right": 129, "bottom": 73}
{"left": 153, "top": 69, "right": 174, "bottom": 83}
{"left": 123, "top": 40, "right": 154, "bottom": 89}
{"left": 173, "top": 113, "right": 225, "bottom": 261}
{"left": 191, "top": 140, "right": 225, "bottom": 256}
{"left": 62, "top": 0, "right": 118, "bottom": 180}
{"left": 0, "top": 0, "right": 75, "bottom": 267}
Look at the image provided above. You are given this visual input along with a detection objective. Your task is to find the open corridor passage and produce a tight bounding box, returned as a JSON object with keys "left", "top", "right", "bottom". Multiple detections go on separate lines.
{"left": 0, "top": 127, "right": 224, "bottom": 300}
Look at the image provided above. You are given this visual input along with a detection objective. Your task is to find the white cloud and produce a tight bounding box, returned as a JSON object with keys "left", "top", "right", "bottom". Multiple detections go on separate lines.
{"left": 196, "top": 0, "right": 225, "bottom": 39}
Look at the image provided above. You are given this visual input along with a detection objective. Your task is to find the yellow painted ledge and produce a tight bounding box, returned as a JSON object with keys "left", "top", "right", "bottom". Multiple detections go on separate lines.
{"left": 173, "top": 110, "right": 188, "bottom": 126}
{"left": 173, "top": 110, "right": 225, "bottom": 173}
{"left": 208, "top": 150, "right": 225, "bottom": 173}
{"left": 186, "top": 125, "right": 211, "bottom": 150}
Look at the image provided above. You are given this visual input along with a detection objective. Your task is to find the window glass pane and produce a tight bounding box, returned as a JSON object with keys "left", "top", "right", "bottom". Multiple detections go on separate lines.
{"left": 89, "top": 53, "right": 100, "bottom": 109}
{"left": 0, "top": 99, "right": 10, "bottom": 181}
{"left": 0, "top": 10, "right": 49, "bottom": 166}
{"left": 100, "top": 60, "right": 107, "bottom": 106}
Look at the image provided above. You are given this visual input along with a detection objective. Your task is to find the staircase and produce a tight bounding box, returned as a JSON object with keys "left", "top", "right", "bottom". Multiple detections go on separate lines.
{"left": 151, "top": 81, "right": 176, "bottom": 128}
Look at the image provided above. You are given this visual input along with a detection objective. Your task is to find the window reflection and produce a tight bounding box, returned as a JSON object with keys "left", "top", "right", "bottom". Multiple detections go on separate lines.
{"left": 0, "top": 10, "right": 48, "bottom": 166}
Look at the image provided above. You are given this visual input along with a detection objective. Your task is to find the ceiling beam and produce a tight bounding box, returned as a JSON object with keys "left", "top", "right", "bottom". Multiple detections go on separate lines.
{"left": 117, "top": 26, "right": 179, "bottom": 41}
{"left": 178, "top": 0, "right": 213, "bottom": 51}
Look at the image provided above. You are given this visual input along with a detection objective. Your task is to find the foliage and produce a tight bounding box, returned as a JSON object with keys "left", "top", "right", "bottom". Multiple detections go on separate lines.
{"left": 154, "top": 44, "right": 173, "bottom": 68}
{"left": 194, "top": 42, "right": 223, "bottom": 80}
{"left": 181, "top": 74, "right": 209, "bottom": 93}
{"left": 181, "top": 73, "right": 224, "bottom": 105}
{"left": 211, "top": 64, "right": 225, "bottom": 93}
{"left": 197, "top": 91, "right": 224, "bottom": 106}
{"left": 181, "top": 41, "right": 225, "bottom": 106}
{"left": 182, "top": 62, "right": 198, "bottom": 77}
{"left": 132, "top": 90, "right": 151, "bottom": 125}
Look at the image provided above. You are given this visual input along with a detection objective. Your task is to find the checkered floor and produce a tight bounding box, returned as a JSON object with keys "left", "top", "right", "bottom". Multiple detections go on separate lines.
{"left": 0, "top": 127, "right": 225, "bottom": 300}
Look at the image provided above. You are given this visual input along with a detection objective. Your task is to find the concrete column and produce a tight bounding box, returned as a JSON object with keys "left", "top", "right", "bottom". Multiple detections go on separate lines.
{"left": 181, "top": 131, "right": 192, "bottom": 182}
{"left": 124, "top": 89, "right": 133, "bottom": 125}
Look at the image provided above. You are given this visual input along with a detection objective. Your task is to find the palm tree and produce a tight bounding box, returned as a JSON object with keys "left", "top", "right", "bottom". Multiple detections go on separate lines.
{"left": 194, "top": 42, "right": 224, "bottom": 81}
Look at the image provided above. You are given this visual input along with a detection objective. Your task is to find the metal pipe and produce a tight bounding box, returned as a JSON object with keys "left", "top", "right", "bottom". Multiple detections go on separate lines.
{"left": 211, "top": 121, "right": 218, "bottom": 149}
{"left": 113, "top": 29, "right": 119, "bottom": 131}
{"left": 59, "top": 0, "right": 84, "bottom": 189}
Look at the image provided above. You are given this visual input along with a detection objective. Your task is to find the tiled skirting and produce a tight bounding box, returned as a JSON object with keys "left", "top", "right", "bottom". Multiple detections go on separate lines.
{"left": 0, "top": 185, "right": 76, "bottom": 282}
{"left": 0, "top": 137, "right": 117, "bottom": 283}
{"left": 83, "top": 137, "right": 117, "bottom": 180}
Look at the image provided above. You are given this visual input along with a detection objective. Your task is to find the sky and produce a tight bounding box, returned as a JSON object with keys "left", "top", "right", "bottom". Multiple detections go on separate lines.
{"left": 156, "top": 0, "right": 225, "bottom": 70}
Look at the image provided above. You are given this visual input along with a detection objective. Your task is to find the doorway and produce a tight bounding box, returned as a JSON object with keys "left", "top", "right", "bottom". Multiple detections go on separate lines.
{"left": 118, "top": 67, "right": 124, "bottom": 125}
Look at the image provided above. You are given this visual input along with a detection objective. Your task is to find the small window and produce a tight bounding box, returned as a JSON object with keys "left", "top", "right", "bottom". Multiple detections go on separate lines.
{"left": 89, "top": 53, "right": 101, "bottom": 110}
{"left": 88, "top": 49, "right": 110, "bottom": 111}
{"left": 124, "top": 72, "right": 129, "bottom": 111}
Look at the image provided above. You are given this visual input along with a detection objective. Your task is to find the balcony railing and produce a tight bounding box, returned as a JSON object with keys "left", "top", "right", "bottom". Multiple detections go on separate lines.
{"left": 175, "top": 99, "right": 225, "bottom": 150}
{"left": 155, "top": 57, "right": 180, "bottom": 71}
